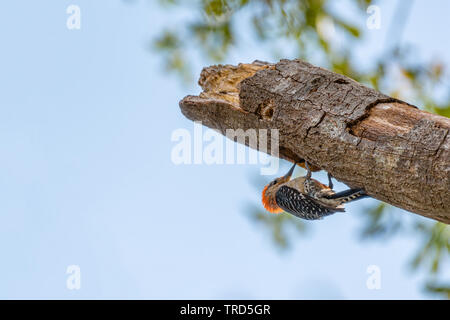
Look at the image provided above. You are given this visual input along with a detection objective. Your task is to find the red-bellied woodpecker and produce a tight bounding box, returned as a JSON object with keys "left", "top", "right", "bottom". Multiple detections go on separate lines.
{"left": 261, "top": 162, "right": 368, "bottom": 220}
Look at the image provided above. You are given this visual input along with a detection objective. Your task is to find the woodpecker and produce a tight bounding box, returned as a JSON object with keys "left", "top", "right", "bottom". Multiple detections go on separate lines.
{"left": 261, "top": 162, "right": 368, "bottom": 220}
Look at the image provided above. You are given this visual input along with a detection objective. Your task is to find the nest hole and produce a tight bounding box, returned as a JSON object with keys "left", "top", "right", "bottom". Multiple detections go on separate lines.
{"left": 257, "top": 100, "right": 275, "bottom": 121}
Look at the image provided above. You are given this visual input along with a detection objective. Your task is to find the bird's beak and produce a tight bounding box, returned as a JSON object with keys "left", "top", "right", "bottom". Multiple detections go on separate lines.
{"left": 283, "top": 162, "right": 297, "bottom": 179}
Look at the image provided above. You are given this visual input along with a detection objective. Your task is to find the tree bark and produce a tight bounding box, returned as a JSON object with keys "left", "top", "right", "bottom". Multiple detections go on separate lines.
{"left": 179, "top": 59, "right": 450, "bottom": 224}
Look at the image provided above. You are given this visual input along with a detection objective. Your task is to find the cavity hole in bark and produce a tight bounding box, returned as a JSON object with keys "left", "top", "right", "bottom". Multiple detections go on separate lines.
{"left": 263, "top": 107, "right": 274, "bottom": 119}
{"left": 334, "top": 78, "right": 349, "bottom": 84}
{"left": 258, "top": 100, "right": 275, "bottom": 121}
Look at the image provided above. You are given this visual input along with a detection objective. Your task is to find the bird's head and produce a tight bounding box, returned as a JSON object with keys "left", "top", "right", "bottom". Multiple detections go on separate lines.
{"left": 262, "top": 162, "right": 296, "bottom": 213}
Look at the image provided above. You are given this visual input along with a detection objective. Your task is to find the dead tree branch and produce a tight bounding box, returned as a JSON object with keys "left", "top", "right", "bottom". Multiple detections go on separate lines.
{"left": 179, "top": 59, "right": 450, "bottom": 224}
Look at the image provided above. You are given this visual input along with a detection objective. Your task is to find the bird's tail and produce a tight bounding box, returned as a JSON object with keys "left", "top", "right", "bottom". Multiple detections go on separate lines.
{"left": 325, "top": 188, "right": 368, "bottom": 204}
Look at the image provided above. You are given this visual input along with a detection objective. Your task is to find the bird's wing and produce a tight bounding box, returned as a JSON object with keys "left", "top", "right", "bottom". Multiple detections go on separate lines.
{"left": 275, "top": 186, "right": 344, "bottom": 220}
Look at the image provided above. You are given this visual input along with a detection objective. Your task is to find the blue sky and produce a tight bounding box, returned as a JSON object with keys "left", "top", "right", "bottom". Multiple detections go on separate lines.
{"left": 0, "top": 0, "right": 448, "bottom": 299}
